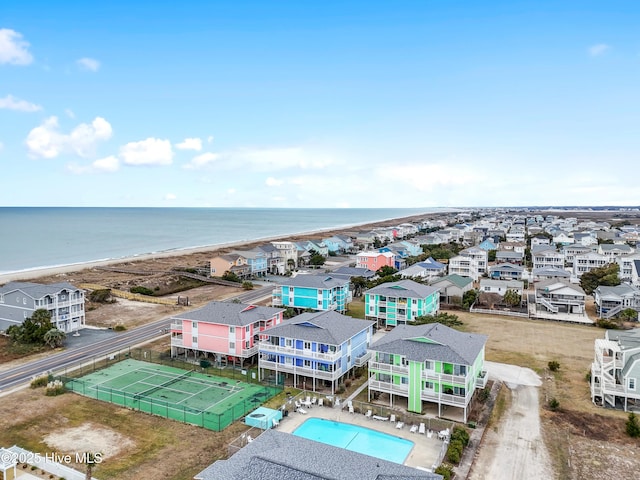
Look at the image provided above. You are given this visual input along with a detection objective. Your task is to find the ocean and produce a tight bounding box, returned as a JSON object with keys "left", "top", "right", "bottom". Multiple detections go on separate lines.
{"left": 0, "top": 207, "right": 446, "bottom": 275}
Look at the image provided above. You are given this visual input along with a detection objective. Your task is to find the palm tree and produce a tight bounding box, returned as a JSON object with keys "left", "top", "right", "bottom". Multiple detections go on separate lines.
{"left": 43, "top": 328, "right": 66, "bottom": 348}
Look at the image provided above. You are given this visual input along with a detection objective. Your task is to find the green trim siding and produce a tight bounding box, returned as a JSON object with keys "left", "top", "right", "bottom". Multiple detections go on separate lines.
{"left": 408, "top": 361, "right": 422, "bottom": 413}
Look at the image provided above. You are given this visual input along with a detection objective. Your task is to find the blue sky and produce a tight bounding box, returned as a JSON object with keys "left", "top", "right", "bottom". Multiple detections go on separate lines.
{"left": 1, "top": 1, "right": 638, "bottom": 208}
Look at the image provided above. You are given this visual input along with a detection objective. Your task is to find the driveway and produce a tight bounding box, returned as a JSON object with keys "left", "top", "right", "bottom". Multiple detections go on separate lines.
{"left": 469, "top": 362, "right": 553, "bottom": 480}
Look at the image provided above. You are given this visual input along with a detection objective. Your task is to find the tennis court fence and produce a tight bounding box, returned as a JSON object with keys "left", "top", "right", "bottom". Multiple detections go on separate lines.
{"left": 60, "top": 375, "right": 281, "bottom": 432}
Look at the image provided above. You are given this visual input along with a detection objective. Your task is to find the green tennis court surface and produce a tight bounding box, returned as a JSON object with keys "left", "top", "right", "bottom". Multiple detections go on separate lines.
{"left": 63, "top": 359, "right": 279, "bottom": 431}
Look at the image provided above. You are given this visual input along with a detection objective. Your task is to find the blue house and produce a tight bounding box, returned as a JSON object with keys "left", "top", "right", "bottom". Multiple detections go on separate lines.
{"left": 258, "top": 311, "right": 375, "bottom": 393}
{"left": 322, "top": 234, "right": 355, "bottom": 254}
{"left": 478, "top": 239, "right": 498, "bottom": 251}
{"left": 272, "top": 275, "right": 351, "bottom": 313}
{"left": 231, "top": 249, "right": 268, "bottom": 277}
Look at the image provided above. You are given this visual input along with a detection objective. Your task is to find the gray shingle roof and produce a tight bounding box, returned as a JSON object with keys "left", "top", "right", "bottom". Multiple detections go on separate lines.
{"left": 430, "top": 274, "right": 473, "bottom": 289}
{"left": 172, "top": 301, "right": 284, "bottom": 326}
{"left": 332, "top": 266, "right": 376, "bottom": 279}
{"left": 0, "top": 281, "right": 81, "bottom": 298}
{"left": 366, "top": 280, "right": 439, "bottom": 299}
{"left": 369, "top": 323, "right": 487, "bottom": 366}
{"left": 532, "top": 266, "right": 570, "bottom": 277}
{"left": 194, "top": 429, "right": 442, "bottom": 480}
{"left": 275, "top": 275, "right": 348, "bottom": 289}
{"left": 263, "top": 311, "right": 374, "bottom": 346}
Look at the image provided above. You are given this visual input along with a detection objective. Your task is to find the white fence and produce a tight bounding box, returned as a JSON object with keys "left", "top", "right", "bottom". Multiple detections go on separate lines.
{"left": 7, "top": 445, "right": 98, "bottom": 480}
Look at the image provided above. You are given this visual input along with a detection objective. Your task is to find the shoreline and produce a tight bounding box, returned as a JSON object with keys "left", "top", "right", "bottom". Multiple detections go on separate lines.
{"left": 0, "top": 211, "right": 451, "bottom": 284}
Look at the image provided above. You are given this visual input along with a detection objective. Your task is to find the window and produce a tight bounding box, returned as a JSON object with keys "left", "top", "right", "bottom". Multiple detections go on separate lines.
{"left": 23, "top": 298, "right": 27, "bottom": 305}
{"left": 304, "top": 341, "right": 311, "bottom": 350}
{"left": 285, "top": 338, "right": 293, "bottom": 347}
{"left": 192, "top": 322, "right": 197, "bottom": 329}
{"left": 192, "top": 336, "right": 198, "bottom": 343}
{"left": 230, "top": 342, "right": 235, "bottom": 349}
{"left": 425, "top": 381, "right": 434, "bottom": 390}
{"left": 245, "top": 341, "right": 250, "bottom": 349}
{"left": 304, "top": 359, "right": 311, "bottom": 368}
{"left": 246, "top": 325, "right": 250, "bottom": 332}
{"left": 229, "top": 326, "right": 235, "bottom": 333}
{"left": 630, "top": 378, "right": 637, "bottom": 391}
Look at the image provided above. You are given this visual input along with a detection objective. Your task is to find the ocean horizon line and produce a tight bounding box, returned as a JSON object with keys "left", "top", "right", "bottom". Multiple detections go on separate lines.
{"left": 0, "top": 208, "right": 452, "bottom": 281}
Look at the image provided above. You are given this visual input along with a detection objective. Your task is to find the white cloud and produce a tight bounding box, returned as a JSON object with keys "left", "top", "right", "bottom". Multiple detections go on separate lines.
{"left": 265, "top": 177, "right": 284, "bottom": 187}
{"left": 119, "top": 137, "right": 173, "bottom": 166}
{"left": 26, "top": 116, "right": 113, "bottom": 159}
{"left": 175, "top": 137, "right": 202, "bottom": 151}
{"left": 164, "top": 193, "right": 177, "bottom": 201}
{"left": 184, "top": 146, "right": 335, "bottom": 172}
{"left": 0, "top": 94, "right": 42, "bottom": 112}
{"left": 92, "top": 155, "right": 120, "bottom": 172}
{"left": 0, "top": 29, "right": 33, "bottom": 65}
{"left": 207, "top": 135, "right": 214, "bottom": 144}
{"left": 65, "top": 109, "right": 75, "bottom": 119}
{"left": 66, "top": 155, "right": 119, "bottom": 174}
{"left": 183, "top": 152, "right": 220, "bottom": 169}
{"left": 588, "top": 44, "right": 610, "bottom": 56}
{"left": 77, "top": 57, "right": 100, "bottom": 72}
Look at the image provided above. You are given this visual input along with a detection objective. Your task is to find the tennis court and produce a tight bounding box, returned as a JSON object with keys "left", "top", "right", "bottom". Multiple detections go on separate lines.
{"left": 63, "top": 359, "right": 280, "bottom": 431}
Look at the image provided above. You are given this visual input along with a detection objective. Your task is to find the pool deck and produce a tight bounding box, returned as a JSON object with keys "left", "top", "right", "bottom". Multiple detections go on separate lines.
{"left": 274, "top": 402, "right": 445, "bottom": 472}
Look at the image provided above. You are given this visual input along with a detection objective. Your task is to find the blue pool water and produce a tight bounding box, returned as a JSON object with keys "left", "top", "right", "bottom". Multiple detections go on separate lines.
{"left": 293, "top": 417, "right": 414, "bottom": 464}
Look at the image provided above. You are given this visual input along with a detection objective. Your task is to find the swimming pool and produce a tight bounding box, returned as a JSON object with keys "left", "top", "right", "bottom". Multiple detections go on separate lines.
{"left": 293, "top": 417, "right": 414, "bottom": 464}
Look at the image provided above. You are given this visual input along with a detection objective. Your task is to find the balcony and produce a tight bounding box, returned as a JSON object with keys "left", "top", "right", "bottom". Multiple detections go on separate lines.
{"left": 421, "top": 390, "right": 470, "bottom": 407}
{"left": 259, "top": 359, "right": 339, "bottom": 381}
{"left": 171, "top": 337, "right": 184, "bottom": 346}
{"left": 422, "top": 370, "right": 467, "bottom": 385}
{"left": 476, "top": 370, "right": 488, "bottom": 389}
{"left": 368, "top": 379, "right": 409, "bottom": 396}
{"left": 369, "top": 361, "right": 409, "bottom": 376}
{"left": 170, "top": 322, "right": 183, "bottom": 332}
{"left": 259, "top": 343, "right": 340, "bottom": 362}
{"left": 354, "top": 351, "right": 372, "bottom": 367}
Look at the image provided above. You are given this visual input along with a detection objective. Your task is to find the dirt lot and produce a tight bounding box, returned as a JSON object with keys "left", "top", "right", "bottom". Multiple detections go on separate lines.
{"left": 458, "top": 311, "right": 640, "bottom": 479}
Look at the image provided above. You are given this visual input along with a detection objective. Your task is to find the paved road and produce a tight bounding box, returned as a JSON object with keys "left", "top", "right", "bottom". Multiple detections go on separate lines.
{"left": 0, "top": 316, "right": 173, "bottom": 394}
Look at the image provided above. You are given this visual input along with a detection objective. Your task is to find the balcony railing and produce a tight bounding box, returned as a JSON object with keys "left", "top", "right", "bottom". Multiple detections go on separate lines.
{"left": 354, "top": 351, "right": 372, "bottom": 367}
{"left": 368, "top": 361, "right": 409, "bottom": 375}
{"left": 476, "top": 370, "right": 488, "bottom": 389}
{"left": 170, "top": 322, "right": 183, "bottom": 331}
{"left": 421, "top": 390, "right": 470, "bottom": 406}
{"left": 259, "top": 343, "right": 340, "bottom": 362}
{"left": 171, "top": 337, "right": 184, "bottom": 346}
{"left": 368, "top": 379, "right": 409, "bottom": 395}
{"left": 259, "top": 360, "right": 339, "bottom": 380}
{"left": 422, "top": 370, "right": 468, "bottom": 385}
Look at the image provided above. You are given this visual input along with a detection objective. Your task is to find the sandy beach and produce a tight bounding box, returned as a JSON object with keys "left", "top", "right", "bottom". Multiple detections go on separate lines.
{"left": 0, "top": 211, "right": 448, "bottom": 285}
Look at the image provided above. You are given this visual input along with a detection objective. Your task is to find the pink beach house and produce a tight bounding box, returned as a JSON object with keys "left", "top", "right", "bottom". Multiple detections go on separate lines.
{"left": 355, "top": 251, "right": 396, "bottom": 271}
{"left": 170, "top": 301, "right": 285, "bottom": 368}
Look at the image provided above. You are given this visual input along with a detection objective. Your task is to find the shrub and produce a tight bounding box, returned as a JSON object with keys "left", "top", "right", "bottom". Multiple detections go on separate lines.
{"left": 113, "top": 324, "right": 126, "bottom": 331}
{"left": 88, "top": 288, "right": 114, "bottom": 303}
{"left": 478, "top": 386, "right": 491, "bottom": 402}
{"left": 548, "top": 361, "right": 560, "bottom": 372}
{"left": 30, "top": 373, "right": 50, "bottom": 388}
{"left": 446, "top": 439, "right": 464, "bottom": 464}
{"left": 130, "top": 286, "right": 154, "bottom": 296}
{"left": 548, "top": 397, "right": 560, "bottom": 411}
{"left": 45, "top": 379, "right": 66, "bottom": 396}
{"left": 451, "top": 425, "right": 470, "bottom": 446}
{"left": 585, "top": 370, "right": 592, "bottom": 383}
{"left": 242, "top": 281, "right": 254, "bottom": 290}
{"left": 626, "top": 413, "right": 640, "bottom": 437}
{"left": 345, "top": 379, "right": 352, "bottom": 388}
{"left": 434, "top": 464, "right": 453, "bottom": 480}
{"left": 596, "top": 318, "right": 621, "bottom": 329}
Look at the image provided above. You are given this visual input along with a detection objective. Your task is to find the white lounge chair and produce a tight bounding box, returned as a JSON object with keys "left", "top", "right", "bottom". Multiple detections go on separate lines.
{"left": 349, "top": 405, "right": 355, "bottom": 414}
{"left": 318, "top": 398, "right": 324, "bottom": 407}
{"left": 312, "top": 397, "right": 317, "bottom": 405}
{"left": 335, "top": 398, "right": 341, "bottom": 407}
{"left": 396, "top": 421, "right": 404, "bottom": 429}
{"left": 247, "top": 435, "right": 253, "bottom": 443}
{"left": 410, "top": 424, "right": 418, "bottom": 433}
{"left": 297, "top": 407, "right": 308, "bottom": 414}
{"left": 419, "top": 423, "right": 426, "bottom": 435}
{"left": 272, "top": 418, "right": 279, "bottom": 428}
{"left": 427, "top": 429, "right": 433, "bottom": 438}
{"left": 365, "top": 410, "right": 372, "bottom": 419}
{"left": 390, "top": 414, "right": 396, "bottom": 423}
{"left": 347, "top": 400, "right": 353, "bottom": 409}
{"left": 295, "top": 400, "right": 301, "bottom": 409}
